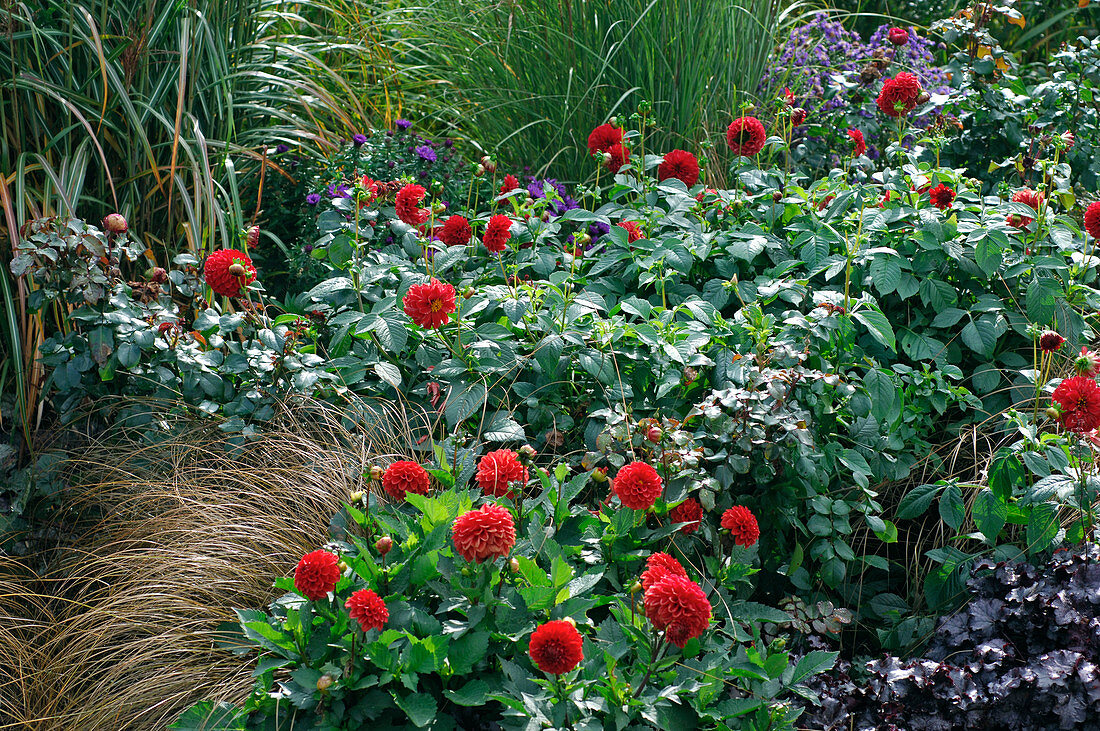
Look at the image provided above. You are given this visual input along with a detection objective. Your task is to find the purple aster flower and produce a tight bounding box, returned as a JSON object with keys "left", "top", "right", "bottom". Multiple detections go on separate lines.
{"left": 387, "top": 160, "right": 396, "bottom": 169}
{"left": 304, "top": 244, "right": 313, "bottom": 253}
{"left": 306, "top": 193, "right": 322, "bottom": 206}
{"left": 443, "top": 139, "right": 454, "bottom": 149}
{"left": 352, "top": 133, "right": 368, "bottom": 147}
{"left": 275, "top": 144, "right": 289, "bottom": 154}
{"left": 418, "top": 170, "right": 429, "bottom": 179}
{"left": 588, "top": 221, "right": 610, "bottom": 241}
{"left": 327, "top": 183, "right": 351, "bottom": 199}
{"left": 416, "top": 145, "right": 437, "bottom": 162}
{"left": 396, "top": 119, "right": 412, "bottom": 130}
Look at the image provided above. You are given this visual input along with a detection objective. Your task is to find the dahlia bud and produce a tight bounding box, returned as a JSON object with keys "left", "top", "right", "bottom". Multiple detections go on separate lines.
{"left": 369, "top": 465, "right": 384, "bottom": 481}
{"left": 629, "top": 581, "right": 642, "bottom": 594}
{"left": 337, "top": 560, "right": 348, "bottom": 572}
{"left": 790, "top": 107, "right": 807, "bottom": 126}
{"left": 524, "top": 198, "right": 534, "bottom": 208}
{"left": 772, "top": 191, "right": 783, "bottom": 202}
{"left": 563, "top": 616, "right": 577, "bottom": 628}
{"left": 609, "top": 116, "right": 618, "bottom": 127}
{"left": 509, "top": 558, "right": 520, "bottom": 574}
{"left": 1060, "top": 131, "right": 1075, "bottom": 149}
{"left": 916, "top": 92, "right": 930, "bottom": 105}
{"left": 888, "top": 27, "right": 908, "bottom": 46}
{"left": 476, "top": 164, "right": 485, "bottom": 176}
{"left": 375, "top": 536, "right": 393, "bottom": 556}
{"left": 575, "top": 232, "right": 591, "bottom": 246}
{"left": 247, "top": 225, "right": 260, "bottom": 248}
{"left": 541, "top": 211, "right": 551, "bottom": 222}
{"left": 463, "top": 287, "right": 475, "bottom": 299}
{"left": 590, "top": 467, "right": 608, "bottom": 483}
{"left": 601, "top": 152, "right": 612, "bottom": 165}
{"left": 228, "top": 263, "right": 247, "bottom": 278}
{"left": 1039, "top": 330, "right": 1066, "bottom": 353}
{"left": 517, "top": 444, "right": 537, "bottom": 464}
{"left": 1045, "top": 406, "right": 1061, "bottom": 419}
{"left": 350, "top": 490, "right": 365, "bottom": 503}
{"left": 461, "top": 567, "right": 473, "bottom": 577}
{"left": 103, "top": 213, "right": 128, "bottom": 235}
{"left": 432, "top": 201, "right": 447, "bottom": 214}
{"left": 646, "top": 426, "right": 662, "bottom": 443}
{"left": 480, "top": 156, "right": 496, "bottom": 173}
{"left": 316, "top": 674, "right": 334, "bottom": 692}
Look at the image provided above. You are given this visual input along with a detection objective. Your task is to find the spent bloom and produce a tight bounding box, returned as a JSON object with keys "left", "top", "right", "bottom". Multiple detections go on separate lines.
{"left": 612, "top": 461, "right": 663, "bottom": 510}
{"left": 403, "top": 278, "right": 456, "bottom": 328}
{"left": 294, "top": 550, "right": 342, "bottom": 601}
{"left": 381, "top": 460, "right": 431, "bottom": 500}
{"left": 451, "top": 503, "right": 516, "bottom": 563}
{"left": 528, "top": 620, "right": 584, "bottom": 675}
{"left": 1039, "top": 331, "right": 1066, "bottom": 353}
{"left": 345, "top": 589, "right": 388, "bottom": 632}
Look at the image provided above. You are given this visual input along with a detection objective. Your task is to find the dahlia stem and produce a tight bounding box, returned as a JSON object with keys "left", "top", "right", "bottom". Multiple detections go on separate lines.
{"left": 634, "top": 632, "right": 665, "bottom": 697}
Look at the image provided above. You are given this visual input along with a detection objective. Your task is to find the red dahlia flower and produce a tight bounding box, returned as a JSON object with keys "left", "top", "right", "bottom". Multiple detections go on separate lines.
{"left": 294, "top": 550, "right": 342, "bottom": 601}
{"left": 360, "top": 175, "right": 379, "bottom": 202}
{"left": 483, "top": 214, "right": 512, "bottom": 253}
{"left": 612, "top": 461, "right": 662, "bottom": 510}
{"left": 847, "top": 128, "right": 866, "bottom": 157}
{"left": 476, "top": 449, "right": 528, "bottom": 498}
{"left": 403, "top": 278, "right": 457, "bottom": 328}
{"left": 929, "top": 184, "right": 956, "bottom": 210}
{"left": 657, "top": 149, "right": 700, "bottom": 187}
{"left": 587, "top": 123, "right": 624, "bottom": 155}
{"left": 439, "top": 215, "right": 472, "bottom": 246}
{"left": 888, "top": 27, "right": 909, "bottom": 45}
{"left": 1052, "top": 376, "right": 1100, "bottom": 433}
{"left": 345, "top": 588, "right": 388, "bottom": 632}
{"left": 669, "top": 498, "right": 702, "bottom": 534}
{"left": 790, "top": 107, "right": 807, "bottom": 126}
{"left": 720, "top": 506, "right": 760, "bottom": 547}
{"left": 528, "top": 620, "right": 584, "bottom": 674}
{"left": 876, "top": 72, "right": 922, "bottom": 117}
{"left": 1039, "top": 331, "right": 1066, "bottom": 353}
{"left": 452, "top": 503, "right": 516, "bottom": 563}
{"left": 725, "top": 116, "right": 767, "bottom": 157}
{"left": 204, "top": 249, "right": 257, "bottom": 297}
{"left": 1085, "top": 201, "right": 1100, "bottom": 240}
{"left": 606, "top": 143, "right": 631, "bottom": 173}
{"left": 643, "top": 574, "right": 712, "bottom": 648}
{"left": 1076, "top": 347, "right": 1100, "bottom": 377}
{"left": 641, "top": 551, "right": 688, "bottom": 593}
{"left": 382, "top": 460, "right": 431, "bottom": 500}
{"left": 395, "top": 184, "right": 430, "bottom": 226}
{"left": 500, "top": 174, "right": 521, "bottom": 194}
{"left": 1007, "top": 188, "right": 1043, "bottom": 228}
{"left": 617, "top": 221, "right": 644, "bottom": 243}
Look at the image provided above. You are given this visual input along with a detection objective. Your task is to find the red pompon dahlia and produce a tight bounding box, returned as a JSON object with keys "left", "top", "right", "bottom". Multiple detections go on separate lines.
{"left": 395, "top": 183, "right": 430, "bottom": 226}
{"left": 726, "top": 116, "right": 767, "bottom": 157}
{"left": 1076, "top": 347, "right": 1100, "bottom": 377}
{"left": 643, "top": 574, "right": 712, "bottom": 648}
{"left": 612, "top": 461, "right": 662, "bottom": 510}
{"left": 452, "top": 503, "right": 516, "bottom": 563}
{"left": 588, "top": 123, "right": 624, "bottom": 155}
{"left": 476, "top": 449, "right": 528, "bottom": 498}
{"left": 1084, "top": 201, "right": 1100, "bottom": 240}
{"left": 720, "top": 505, "right": 760, "bottom": 547}
{"left": 929, "top": 184, "right": 956, "bottom": 210}
{"left": 483, "top": 214, "right": 512, "bottom": 253}
{"left": 669, "top": 498, "right": 702, "bottom": 534}
{"left": 500, "top": 174, "right": 521, "bottom": 194}
{"left": 345, "top": 588, "right": 388, "bottom": 632}
{"left": 1039, "top": 330, "right": 1066, "bottom": 353}
{"left": 439, "top": 215, "right": 472, "bottom": 246}
{"left": 617, "top": 221, "right": 644, "bottom": 243}
{"left": 1007, "top": 188, "right": 1043, "bottom": 228}
{"left": 204, "top": 249, "right": 257, "bottom": 297}
{"left": 657, "top": 150, "right": 700, "bottom": 187}
{"left": 848, "top": 128, "right": 866, "bottom": 157}
{"left": 294, "top": 550, "right": 342, "bottom": 601}
{"left": 876, "top": 72, "right": 922, "bottom": 117}
{"left": 382, "top": 460, "right": 431, "bottom": 500}
{"left": 528, "top": 620, "right": 584, "bottom": 674}
{"left": 641, "top": 551, "right": 688, "bottom": 593}
{"left": 1052, "top": 375, "right": 1100, "bottom": 433}
{"left": 888, "top": 27, "right": 909, "bottom": 45}
{"left": 607, "top": 143, "right": 630, "bottom": 173}
{"left": 403, "top": 278, "right": 457, "bottom": 328}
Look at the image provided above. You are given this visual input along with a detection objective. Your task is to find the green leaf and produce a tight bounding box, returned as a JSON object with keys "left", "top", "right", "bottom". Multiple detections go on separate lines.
{"left": 938, "top": 483, "right": 965, "bottom": 532}
{"left": 897, "top": 483, "right": 944, "bottom": 519}
{"left": 863, "top": 368, "right": 901, "bottom": 425}
{"left": 1025, "top": 502, "right": 1059, "bottom": 554}
{"left": 853, "top": 307, "right": 896, "bottom": 352}
{"left": 1026, "top": 278, "right": 1058, "bottom": 326}
{"left": 169, "top": 702, "right": 247, "bottom": 730}
{"left": 482, "top": 410, "right": 525, "bottom": 442}
{"left": 393, "top": 692, "right": 437, "bottom": 728}
{"left": 961, "top": 318, "right": 998, "bottom": 356}
{"left": 449, "top": 631, "right": 489, "bottom": 674}
{"left": 790, "top": 650, "right": 839, "bottom": 686}
{"left": 974, "top": 237, "right": 1002, "bottom": 276}
{"left": 373, "top": 362, "right": 402, "bottom": 389}
{"left": 869, "top": 255, "right": 901, "bottom": 295}
{"left": 444, "top": 679, "right": 492, "bottom": 707}
{"left": 445, "top": 382, "right": 487, "bottom": 427}
{"left": 919, "top": 278, "right": 957, "bottom": 310}
{"left": 972, "top": 489, "right": 1007, "bottom": 543}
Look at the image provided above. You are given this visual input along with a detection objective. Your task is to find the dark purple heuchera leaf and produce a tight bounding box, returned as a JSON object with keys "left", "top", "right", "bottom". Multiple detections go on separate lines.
{"left": 797, "top": 545, "right": 1100, "bottom": 730}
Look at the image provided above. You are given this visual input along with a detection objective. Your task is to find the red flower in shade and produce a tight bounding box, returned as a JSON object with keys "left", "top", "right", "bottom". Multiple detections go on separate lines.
{"left": 476, "top": 449, "right": 529, "bottom": 498}
{"left": 720, "top": 506, "right": 760, "bottom": 547}
{"left": 876, "top": 72, "right": 922, "bottom": 117}
{"left": 294, "top": 550, "right": 341, "bottom": 601}
{"left": 1076, "top": 347, "right": 1100, "bottom": 377}
{"left": 1052, "top": 376, "right": 1100, "bottom": 433}
{"left": 725, "top": 116, "right": 767, "bottom": 157}
{"left": 790, "top": 107, "right": 807, "bottom": 126}
{"left": 500, "top": 174, "right": 521, "bottom": 194}
{"left": 403, "top": 278, "right": 457, "bottom": 328}
{"left": 617, "top": 221, "right": 644, "bottom": 243}
{"left": 452, "top": 503, "right": 516, "bottom": 563}
{"left": 587, "top": 123, "right": 624, "bottom": 155}
{"left": 439, "top": 215, "right": 472, "bottom": 246}
{"left": 483, "top": 214, "right": 512, "bottom": 253}
{"left": 888, "top": 27, "right": 909, "bottom": 45}
{"left": 669, "top": 498, "right": 702, "bottom": 534}
{"left": 657, "top": 150, "right": 700, "bottom": 187}
{"left": 395, "top": 184, "right": 430, "bottom": 226}
{"left": 848, "top": 128, "right": 866, "bottom": 157}
{"left": 382, "top": 460, "right": 431, "bottom": 500}
{"left": 606, "top": 143, "right": 630, "bottom": 173}
{"left": 1039, "top": 331, "right": 1066, "bottom": 353}
{"left": 345, "top": 588, "right": 388, "bottom": 632}
{"left": 612, "top": 461, "right": 662, "bottom": 510}
{"left": 1084, "top": 201, "right": 1100, "bottom": 239}
{"left": 929, "top": 184, "right": 956, "bottom": 210}
{"left": 528, "top": 620, "right": 584, "bottom": 674}
{"left": 643, "top": 574, "right": 712, "bottom": 648}
{"left": 204, "top": 249, "right": 257, "bottom": 297}
{"left": 641, "top": 551, "right": 688, "bottom": 593}
{"left": 1007, "top": 188, "right": 1043, "bottom": 228}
